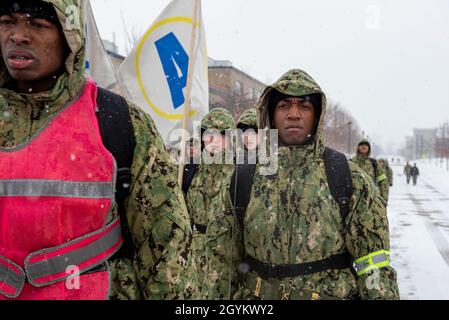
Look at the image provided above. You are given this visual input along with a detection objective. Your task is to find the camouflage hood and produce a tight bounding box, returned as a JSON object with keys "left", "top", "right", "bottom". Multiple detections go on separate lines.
{"left": 356, "top": 138, "right": 372, "bottom": 158}
{"left": 237, "top": 108, "right": 257, "bottom": 128}
{"left": 258, "top": 69, "right": 327, "bottom": 157}
{"left": 201, "top": 108, "right": 235, "bottom": 132}
{"left": 0, "top": 0, "right": 86, "bottom": 109}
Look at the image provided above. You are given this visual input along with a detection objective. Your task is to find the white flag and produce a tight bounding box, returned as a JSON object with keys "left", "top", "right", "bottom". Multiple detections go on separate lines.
{"left": 118, "top": 0, "right": 209, "bottom": 145}
{"left": 84, "top": 0, "right": 120, "bottom": 89}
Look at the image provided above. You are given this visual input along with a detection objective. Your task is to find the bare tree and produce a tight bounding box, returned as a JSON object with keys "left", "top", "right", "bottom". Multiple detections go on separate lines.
{"left": 324, "top": 101, "right": 363, "bottom": 155}
{"left": 210, "top": 90, "right": 258, "bottom": 121}
{"left": 121, "top": 11, "right": 142, "bottom": 55}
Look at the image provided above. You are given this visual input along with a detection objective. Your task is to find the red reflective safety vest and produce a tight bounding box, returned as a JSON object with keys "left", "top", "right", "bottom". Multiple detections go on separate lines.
{"left": 0, "top": 80, "right": 123, "bottom": 300}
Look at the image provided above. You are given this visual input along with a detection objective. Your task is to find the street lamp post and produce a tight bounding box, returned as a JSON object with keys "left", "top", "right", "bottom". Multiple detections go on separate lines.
{"left": 348, "top": 121, "right": 352, "bottom": 156}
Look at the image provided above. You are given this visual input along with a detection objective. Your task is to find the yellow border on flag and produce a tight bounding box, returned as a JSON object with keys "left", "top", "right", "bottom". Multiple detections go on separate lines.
{"left": 136, "top": 17, "right": 200, "bottom": 120}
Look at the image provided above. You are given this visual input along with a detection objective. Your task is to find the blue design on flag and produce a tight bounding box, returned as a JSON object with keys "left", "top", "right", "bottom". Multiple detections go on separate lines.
{"left": 155, "top": 32, "right": 189, "bottom": 110}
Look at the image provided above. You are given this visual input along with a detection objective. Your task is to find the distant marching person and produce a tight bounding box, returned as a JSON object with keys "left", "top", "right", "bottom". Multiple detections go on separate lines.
{"left": 411, "top": 163, "right": 420, "bottom": 186}
{"left": 404, "top": 162, "right": 412, "bottom": 184}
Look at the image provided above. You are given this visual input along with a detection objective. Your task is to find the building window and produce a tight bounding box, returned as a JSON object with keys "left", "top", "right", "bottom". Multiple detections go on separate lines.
{"left": 246, "top": 87, "right": 254, "bottom": 100}
{"left": 234, "top": 81, "right": 242, "bottom": 96}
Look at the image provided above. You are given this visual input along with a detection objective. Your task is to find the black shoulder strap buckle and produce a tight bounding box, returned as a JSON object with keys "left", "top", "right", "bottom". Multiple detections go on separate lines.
{"left": 337, "top": 196, "right": 350, "bottom": 221}
{"left": 116, "top": 167, "right": 132, "bottom": 198}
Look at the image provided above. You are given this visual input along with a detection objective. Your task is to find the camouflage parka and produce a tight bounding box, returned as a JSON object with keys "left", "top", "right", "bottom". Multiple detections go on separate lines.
{"left": 379, "top": 159, "right": 393, "bottom": 187}
{"left": 350, "top": 140, "right": 390, "bottom": 205}
{"left": 205, "top": 69, "right": 399, "bottom": 300}
{"left": 184, "top": 107, "right": 235, "bottom": 299}
{"left": 0, "top": 0, "right": 197, "bottom": 300}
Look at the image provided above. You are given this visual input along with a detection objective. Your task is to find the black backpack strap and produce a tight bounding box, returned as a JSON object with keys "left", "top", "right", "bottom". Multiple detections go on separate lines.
{"left": 96, "top": 87, "right": 136, "bottom": 260}
{"left": 324, "top": 147, "right": 354, "bottom": 225}
{"left": 230, "top": 164, "right": 257, "bottom": 226}
{"left": 370, "top": 158, "right": 378, "bottom": 178}
{"left": 182, "top": 164, "right": 199, "bottom": 195}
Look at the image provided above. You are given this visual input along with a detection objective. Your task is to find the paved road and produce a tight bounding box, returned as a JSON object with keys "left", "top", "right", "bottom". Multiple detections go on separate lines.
{"left": 389, "top": 164, "right": 449, "bottom": 300}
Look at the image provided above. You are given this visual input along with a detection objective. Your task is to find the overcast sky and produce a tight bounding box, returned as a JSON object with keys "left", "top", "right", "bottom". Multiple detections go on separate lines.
{"left": 91, "top": 0, "right": 449, "bottom": 150}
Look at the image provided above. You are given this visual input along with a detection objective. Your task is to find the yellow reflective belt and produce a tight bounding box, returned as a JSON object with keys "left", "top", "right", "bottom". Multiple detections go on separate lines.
{"left": 353, "top": 250, "right": 390, "bottom": 276}
{"left": 377, "top": 174, "right": 387, "bottom": 183}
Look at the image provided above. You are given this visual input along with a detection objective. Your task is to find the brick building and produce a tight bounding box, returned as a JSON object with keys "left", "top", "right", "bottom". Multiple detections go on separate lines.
{"left": 208, "top": 58, "right": 266, "bottom": 120}
{"left": 105, "top": 45, "right": 266, "bottom": 121}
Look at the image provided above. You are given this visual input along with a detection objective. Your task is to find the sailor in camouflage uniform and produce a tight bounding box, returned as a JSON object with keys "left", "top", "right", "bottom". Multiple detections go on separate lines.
{"left": 350, "top": 140, "right": 390, "bottom": 206}
{"left": 0, "top": 0, "right": 197, "bottom": 300}
{"left": 198, "top": 108, "right": 259, "bottom": 300}
{"left": 183, "top": 107, "right": 235, "bottom": 299}
{"left": 205, "top": 69, "right": 399, "bottom": 300}
{"left": 378, "top": 158, "right": 393, "bottom": 188}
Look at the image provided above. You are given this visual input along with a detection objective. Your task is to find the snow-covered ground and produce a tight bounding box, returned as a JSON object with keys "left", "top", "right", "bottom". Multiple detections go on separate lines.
{"left": 388, "top": 159, "right": 449, "bottom": 300}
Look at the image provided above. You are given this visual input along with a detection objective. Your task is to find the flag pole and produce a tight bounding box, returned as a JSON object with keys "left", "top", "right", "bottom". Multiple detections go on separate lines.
{"left": 177, "top": 0, "right": 201, "bottom": 187}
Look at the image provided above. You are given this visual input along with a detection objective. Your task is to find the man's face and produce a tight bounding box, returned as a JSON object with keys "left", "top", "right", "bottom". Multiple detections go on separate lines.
{"left": 358, "top": 144, "right": 370, "bottom": 155}
{"left": 202, "top": 132, "right": 229, "bottom": 155}
{"left": 0, "top": 12, "right": 66, "bottom": 92}
{"left": 242, "top": 130, "right": 258, "bottom": 151}
{"left": 273, "top": 97, "right": 316, "bottom": 146}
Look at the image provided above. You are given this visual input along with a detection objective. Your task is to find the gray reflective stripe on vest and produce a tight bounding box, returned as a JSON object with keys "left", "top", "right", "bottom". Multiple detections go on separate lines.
{"left": 372, "top": 252, "right": 389, "bottom": 264}
{"left": 354, "top": 253, "right": 390, "bottom": 272}
{"left": 0, "top": 256, "right": 26, "bottom": 298}
{"left": 0, "top": 263, "right": 23, "bottom": 288}
{"left": 354, "top": 260, "right": 370, "bottom": 272}
{"left": 0, "top": 180, "right": 114, "bottom": 198}
{"left": 25, "top": 219, "right": 122, "bottom": 287}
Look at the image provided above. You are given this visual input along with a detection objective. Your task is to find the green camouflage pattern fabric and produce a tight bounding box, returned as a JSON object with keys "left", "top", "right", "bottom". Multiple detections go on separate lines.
{"left": 237, "top": 108, "right": 258, "bottom": 127}
{"left": 350, "top": 139, "right": 390, "bottom": 205}
{"left": 198, "top": 109, "right": 254, "bottom": 300}
{"left": 110, "top": 103, "right": 197, "bottom": 300}
{"left": 186, "top": 108, "right": 235, "bottom": 299}
{"left": 379, "top": 159, "right": 393, "bottom": 187}
{"left": 386, "top": 161, "right": 393, "bottom": 187}
{"left": 201, "top": 107, "right": 235, "bottom": 132}
{"left": 205, "top": 69, "right": 399, "bottom": 300}
{"left": 0, "top": 0, "right": 197, "bottom": 300}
